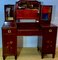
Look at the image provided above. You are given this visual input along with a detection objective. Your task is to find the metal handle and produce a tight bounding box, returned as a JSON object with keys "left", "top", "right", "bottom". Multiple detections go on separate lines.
{"left": 8, "top": 30, "right": 11, "bottom": 33}
{"left": 10, "top": 41, "right": 13, "bottom": 44}
{"left": 36, "top": 20, "right": 39, "bottom": 22}
{"left": 49, "top": 29, "right": 52, "bottom": 32}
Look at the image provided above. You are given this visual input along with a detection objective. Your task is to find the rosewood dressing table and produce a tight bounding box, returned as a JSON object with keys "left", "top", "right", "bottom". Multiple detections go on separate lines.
{"left": 2, "top": 1, "right": 57, "bottom": 60}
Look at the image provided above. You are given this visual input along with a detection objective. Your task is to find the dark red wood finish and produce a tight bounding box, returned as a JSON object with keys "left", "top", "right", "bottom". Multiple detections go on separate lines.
{"left": 16, "top": 23, "right": 42, "bottom": 36}
{"left": 37, "top": 24, "right": 57, "bottom": 58}
{"left": 2, "top": 1, "right": 57, "bottom": 60}
{"left": 2, "top": 22, "right": 57, "bottom": 60}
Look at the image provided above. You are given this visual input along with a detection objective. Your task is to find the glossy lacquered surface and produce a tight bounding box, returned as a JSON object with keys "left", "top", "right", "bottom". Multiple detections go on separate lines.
{"left": 37, "top": 24, "right": 57, "bottom": 58}
{"left": 2, "top": 1, "right": 57, "bottom": 60}
{"left": 2, "top": 21, "right": 57, "bottom": 59}
{"left": 2, "top": 22, "right": 17, "bottom": 60}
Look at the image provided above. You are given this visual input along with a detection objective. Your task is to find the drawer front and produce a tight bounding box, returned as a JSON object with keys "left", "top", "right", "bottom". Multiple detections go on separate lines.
{"left": 3, "top": 35, "right": 17, "bottom": 55}
{"left": 43, "top": 42, "right": 55, "bottom": 53}
{"left": 3, "top": 35, "right": 11, "bottom": 46}
{"left": 43, "top": 27, "right": 57, "bottom": 42}
{"left": 2, "top": 28, "right": 16, "bottom": 35}
{"left": 3, "top": 46, "right": 10, "bottom": 55}
{"left": 3, "top": 35, "right": 10, "bottom": 55}
{"left": 3, "top": 35, "right": 17, "bottom": 46}
{"left": 17, "top": 30, "right": 42, "bottom": 36}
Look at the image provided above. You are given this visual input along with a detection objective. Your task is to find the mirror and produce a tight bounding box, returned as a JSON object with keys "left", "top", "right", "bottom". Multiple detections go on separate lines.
{"left": 41, "top": 13, "right": 48, "bottom": 21}
{"left": 5, "top": 5, "right": 14, "bottom": 21}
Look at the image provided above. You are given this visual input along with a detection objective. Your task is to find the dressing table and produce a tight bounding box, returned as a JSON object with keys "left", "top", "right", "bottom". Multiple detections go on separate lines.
{"left": 2, "top": 0, "right": 57, "bottom": 60}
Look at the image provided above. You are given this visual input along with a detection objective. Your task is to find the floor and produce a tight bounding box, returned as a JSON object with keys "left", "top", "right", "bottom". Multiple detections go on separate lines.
{"left": 0, "top": 48, "right": 58, "bottom": 60}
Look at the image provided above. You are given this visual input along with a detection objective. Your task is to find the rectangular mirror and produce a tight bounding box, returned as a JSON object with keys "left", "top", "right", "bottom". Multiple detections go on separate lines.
{"left": 5, "top": 5, "right": 14, "bottom": 21}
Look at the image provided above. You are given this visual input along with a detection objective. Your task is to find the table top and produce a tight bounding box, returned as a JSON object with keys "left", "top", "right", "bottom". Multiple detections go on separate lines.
{"left": 2, "top": 21, "right": 57, "bottom": 29}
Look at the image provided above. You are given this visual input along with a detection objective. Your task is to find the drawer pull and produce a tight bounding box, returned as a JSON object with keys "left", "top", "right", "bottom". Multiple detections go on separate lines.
{"left": 10, "top": 41, "right": 13, "bottom": 44}
{"left": 8, "top": 30, "right": 11, "bottom": 33}
{"left": 49, "top": 29, "right": 52, "bottom": 32}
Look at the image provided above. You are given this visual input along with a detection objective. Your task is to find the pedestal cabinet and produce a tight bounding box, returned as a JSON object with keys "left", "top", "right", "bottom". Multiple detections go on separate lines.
{"left": 37, "top": 25, "right": 57, "bottom": 58}
{"left": 2, "top": 0, "right": 57, "bottom": 59}
{"left": 2, "top": 27, "right": 17, "bottom": 60}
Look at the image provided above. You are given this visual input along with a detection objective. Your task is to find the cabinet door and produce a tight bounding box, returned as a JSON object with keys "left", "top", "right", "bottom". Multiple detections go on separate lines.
{"left": 2, "top": 28, "right": 16, "bottom": 35}
{"left": 42, "top": 27, "right": 57, "bottom": 53}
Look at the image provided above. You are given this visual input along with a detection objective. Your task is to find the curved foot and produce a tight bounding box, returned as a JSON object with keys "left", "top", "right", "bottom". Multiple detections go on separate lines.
{"left": 3, "top": 56, "right": 5, "bottom": 60}
{"left": 52, "top": 54, "right": 55, "bottom": 58}
{"left": 15, "top": 55, "right": 17, "bottom": 60}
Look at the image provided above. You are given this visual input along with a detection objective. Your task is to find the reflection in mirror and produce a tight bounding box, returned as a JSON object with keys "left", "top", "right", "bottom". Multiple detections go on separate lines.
{"left": 41, "top": 13, "right": 48, "bottom": 21}
{"left": 5, "top": 5, "right": 14, "bottom": 21}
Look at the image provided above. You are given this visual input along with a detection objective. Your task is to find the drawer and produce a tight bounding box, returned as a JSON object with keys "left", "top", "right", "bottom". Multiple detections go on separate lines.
{"left": 3, "top": 46, "right": 10, "bottom": 55}
{"left": 43, "top": 27, "right": 57, "bottom": 41}
{"left": 3, "top": 35, "right": 17, "bottom": 45}
{"left": 45, "top": 40, "right": 53, "bottom": 44}
{"left": 2, "top": 28, "right": 16, "bottom": 35}
{"left": 44, "top": 40, "right": 55, "bottom": 45}
{"left": 43, "top": 40, "right": 55, "bottom": 48}
{"left": 42, "top": 27, "right": 57, "bottom": 53}
{"left": 17, "top": 29, "right": 42, "bottom": 36}
{"left": 3, "top": 45, "right": 16, "bottom": 55}
{"left": 9, "top": 46, "right": 17, "bottom": 55}
{"left": 43, "top": 27, "right": 54, "bottom": 33}
{"left": 43, "top": 44, "right": 55, "bottom": 53}
{"left": 3, "top": 35, "right": 11, "bottom": 46}
{"left": 43, "top": 27, "right": 57, "bottom": 33}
